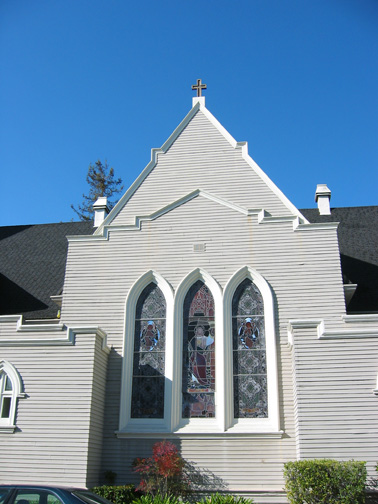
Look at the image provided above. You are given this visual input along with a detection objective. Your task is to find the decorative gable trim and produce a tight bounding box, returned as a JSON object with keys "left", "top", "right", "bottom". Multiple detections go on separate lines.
{"left": 0, "top": 315, "right": 110, "bottom": 352}
{"left": 288, "top": 318, "right": 378, "bottom": 345}
{"left": 68, "top": 189, "right": 338, "bottom": 243}
{"left": 94, "top": 101, "right": 308, "bottom": 236}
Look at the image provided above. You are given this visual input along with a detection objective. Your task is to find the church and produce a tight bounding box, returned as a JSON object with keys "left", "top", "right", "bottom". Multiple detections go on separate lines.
{"left": 1, "top": 81, "right": 377, "bottom": 504}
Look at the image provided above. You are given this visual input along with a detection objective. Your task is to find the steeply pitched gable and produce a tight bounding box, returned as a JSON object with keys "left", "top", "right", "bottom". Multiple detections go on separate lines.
{"left": 96, "top": 101, "right": 307, "bottom": 233}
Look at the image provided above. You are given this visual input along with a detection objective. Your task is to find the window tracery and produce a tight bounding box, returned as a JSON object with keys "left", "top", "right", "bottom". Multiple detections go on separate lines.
{"left": 182, "top": 280, "right": 215, "bottom": 418}
{"left": 232, "top": 278, "right": 267, "bottom": 418}
{"left": 131, "top": 282, "right": 166, "bottom": 419}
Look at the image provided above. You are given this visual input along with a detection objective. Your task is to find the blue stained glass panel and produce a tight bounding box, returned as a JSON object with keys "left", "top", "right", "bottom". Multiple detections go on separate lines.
{"left": 232, "top": 279, "right": 268, "bottom": 419}
{"left": 131, "top": 283, "right": 166, "bottom": 419}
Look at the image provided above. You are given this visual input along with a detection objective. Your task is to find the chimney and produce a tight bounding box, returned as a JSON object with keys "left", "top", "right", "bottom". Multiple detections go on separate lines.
{"left": 93, "top": 197, "right": 109, "bottom": 227}
{"left": 315, "top": 184, "right": 331, "bottom": 215}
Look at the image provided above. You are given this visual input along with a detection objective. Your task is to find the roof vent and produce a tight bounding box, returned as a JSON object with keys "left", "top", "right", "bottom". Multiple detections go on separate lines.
{"left": 315, "top": 184, "right": 331, "bottom": 215}
{"left": 93, "top": 197, "right": 109, "bottom": 227}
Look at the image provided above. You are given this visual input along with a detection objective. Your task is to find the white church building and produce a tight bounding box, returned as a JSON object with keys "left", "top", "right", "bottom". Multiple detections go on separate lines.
{"left": 1, "top": 84, "right": 377, "bottom": 504}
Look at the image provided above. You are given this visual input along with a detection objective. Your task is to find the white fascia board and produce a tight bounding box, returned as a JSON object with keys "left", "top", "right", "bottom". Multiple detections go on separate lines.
{"left": 0, "top": 317, "right": 110, "bottom": 351}
{"left": 94, "top": 100, "right": 309, "bottom": 236}
{"left": 199, "top": 104, "right": 309, "bottom": 224}
{"left": 294, "top": 221, "right": 339, "bottom": 232}
{"left": 288, "top": 318, "right": 378, "bottom": 343}
{"left": 77, "top": 190, "right": 255, "bottom": 241}
{"left": 78, "top": 190, "right": 308, "bottom": 242}
{"left": 94, "top": 102, "right": 203, "bottom": 236}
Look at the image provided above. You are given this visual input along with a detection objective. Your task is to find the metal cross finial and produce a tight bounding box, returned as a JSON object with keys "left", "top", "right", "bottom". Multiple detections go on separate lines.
{"left": 192, "top": 78, "right": 207, "bottom": 97}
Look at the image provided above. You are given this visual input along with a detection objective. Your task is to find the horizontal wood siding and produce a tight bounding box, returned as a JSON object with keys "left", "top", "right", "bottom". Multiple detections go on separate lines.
{"left": 111, "top": 110, "right": 291, "bottom": 226}
{"left": 60, "top": 192, "right": 357, "bottom": 494}
{"left": 86, "top": 335, "right": 109, "bottom": 487}
{"left": 0, "top": 329, "right": 108, "bottom": 487}
{"left": 291, "top": 326, "right": 378, "bottom": 477}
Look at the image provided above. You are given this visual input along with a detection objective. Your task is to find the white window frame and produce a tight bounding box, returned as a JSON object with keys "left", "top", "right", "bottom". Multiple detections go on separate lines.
{"left": 223, "top": 266, "right": 280, "bottom": 433}
{"left": 0, "top": 360, "right": 24, "bottom": 433}
{"left": 118, "top": 267, "right": 281, "bottom": 437}
{"left": 172, "top": 268, "right": 224, "bottom": 433}
{"left": 118, "top": 270, "right": 174, "bottom": 434}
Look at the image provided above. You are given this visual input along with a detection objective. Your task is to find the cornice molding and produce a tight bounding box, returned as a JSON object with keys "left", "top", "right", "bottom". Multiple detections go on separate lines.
{"left": 0, "top": 316, "right": 109, "bottom": 352}
{"left": 288, "top": 318, "right": 378, "bottom": 345}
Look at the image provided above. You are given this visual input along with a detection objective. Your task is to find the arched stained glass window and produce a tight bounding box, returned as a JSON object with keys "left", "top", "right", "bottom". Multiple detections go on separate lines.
{"left": 232, "top": 278, "right": 267, "bottom": 418}
{"left": 182, "top": 280, "right": 215, "bottom": 418}
{"left": 131, "top": 282, "right": 166, "bottom": 418}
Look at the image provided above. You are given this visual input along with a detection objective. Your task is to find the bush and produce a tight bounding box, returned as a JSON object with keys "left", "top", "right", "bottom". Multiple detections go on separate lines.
{"left": 133, "top": 441, "right": 190, "bottom": 496}
{"left": 199, "top": 494, "right": 254, "bottom": 504}
{"left": 284, "top": 459, "right": 367, "bottom": 504}
{"left": 132, "top": 494, "right": 184, "bottom": 504}
{"left": 91, "top": 485, "right": 141, "bottom": 504}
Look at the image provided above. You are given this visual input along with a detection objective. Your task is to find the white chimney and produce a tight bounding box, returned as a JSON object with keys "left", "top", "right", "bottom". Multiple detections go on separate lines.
{"left": 315, "top": 184, "right": 331, "bottom": 215}
{"left": 93, "top": 197, "right": 109, "bottom": 227}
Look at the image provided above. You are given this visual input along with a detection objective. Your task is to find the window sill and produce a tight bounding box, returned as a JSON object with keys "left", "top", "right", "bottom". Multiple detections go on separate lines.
{"left": 115, "top": 429, "right": 284, "bottom": 439}
{"left": 0, "top": 425, "right": 16, "bottom": 433}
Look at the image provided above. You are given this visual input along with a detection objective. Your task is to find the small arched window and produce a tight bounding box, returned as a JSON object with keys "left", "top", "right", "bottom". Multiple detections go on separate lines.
{"left": 182, "top": 280, "right": 215, "bottom": 419}
{"left": 131, "top": 282, "right": 166, "bottom": 419}
{"left": 232, "top": 278, "right": 267, "bottom": 418}
{"left": 0, "top": 361, "right": 24, "bottom": 432}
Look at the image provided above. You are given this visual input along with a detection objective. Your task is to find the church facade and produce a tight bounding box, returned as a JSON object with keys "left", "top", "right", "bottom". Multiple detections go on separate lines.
{"left": 1, "top": 92, "right": 377, "bottom": 504}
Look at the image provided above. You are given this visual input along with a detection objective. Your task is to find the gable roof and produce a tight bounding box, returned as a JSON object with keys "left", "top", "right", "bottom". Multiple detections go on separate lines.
{"left": 300, "top": 206, "right": 378, "bottom": 312}
{"left": 0, "top": 221, "right": 93, "bottom": 320}
{"left": 0, "top": 207, "right": 376, "bottom": 320}
{"left": 95, "top": 102, "right": 308, "bottom": 234}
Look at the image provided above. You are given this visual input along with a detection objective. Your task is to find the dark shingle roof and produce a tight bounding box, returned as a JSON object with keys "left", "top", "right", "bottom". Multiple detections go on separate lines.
{"left": 1, "top": 206, "right": 377, "bottom": 320}
{"left": 300, "top": 206, "right": 378, "bottom": 313}
{"left": 0, "top": 221, "right": 93, "bottom": 319}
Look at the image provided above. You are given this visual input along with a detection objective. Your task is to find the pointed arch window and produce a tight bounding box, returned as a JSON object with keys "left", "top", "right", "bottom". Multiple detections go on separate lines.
{"left": 182, "top": 280, "right": 215, "bottom": 419}
{"left": 131, "top": 282, "right": 166, "bottom": 419}
{"left": 232, "top": 278, "right": 267, "bottom": 418}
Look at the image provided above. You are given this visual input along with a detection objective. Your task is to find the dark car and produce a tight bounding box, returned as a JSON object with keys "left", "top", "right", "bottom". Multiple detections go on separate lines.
{"left": 0, "top": 486, "right": 113, "bottom": 504}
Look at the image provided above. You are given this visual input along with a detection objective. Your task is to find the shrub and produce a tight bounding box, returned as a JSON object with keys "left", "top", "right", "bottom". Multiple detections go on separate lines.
{"left": 284, "top": 459, "right": 367, "bottom": 504}
{"left": 132, "top": 494, "right": 184, "bottom": 504}
{"left": 91, "top": 485, "right": 141, "bottom": 504}
{"left": 199, "top": 494, "right": 254, "bottom": 504}
{"left": 133, "top": 441, "right": 190, "bottom": 497}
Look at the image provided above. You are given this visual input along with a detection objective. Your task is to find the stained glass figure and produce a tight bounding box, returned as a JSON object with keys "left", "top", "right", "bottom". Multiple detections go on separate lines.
{"left": 131, "top": 283, "right": 166, "bottom": 418}
{"left": 232, "top": 278, "right": 268, "bottom": 418}
{"left": 182, "top": 280, "right": 215, "bottom": 418}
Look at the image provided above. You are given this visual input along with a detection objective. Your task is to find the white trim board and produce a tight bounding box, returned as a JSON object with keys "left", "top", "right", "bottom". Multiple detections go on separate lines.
{"left": 94, "top": 101, "right": 309, "bottom": 236}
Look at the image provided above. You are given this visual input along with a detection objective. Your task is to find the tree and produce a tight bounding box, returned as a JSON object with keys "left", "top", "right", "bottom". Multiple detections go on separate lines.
{"left": 71, "top": 160, "right": 124, "bottom": 221}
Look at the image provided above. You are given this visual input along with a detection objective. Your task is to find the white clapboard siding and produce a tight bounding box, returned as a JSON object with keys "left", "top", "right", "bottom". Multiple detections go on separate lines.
{"left": 0, "top": 331, "right": 108, "bottom": 488}
{"left": 4, "top": 99, "right": 376, "bottom": 504}
{"left": 111, "top": 110, "right": 291, "bottom": 226}
{"left": 59, "top": 185, "right": 357, "bottom": 498}
{"left": 290, "top": 325, "right": 378, "bottom": 477}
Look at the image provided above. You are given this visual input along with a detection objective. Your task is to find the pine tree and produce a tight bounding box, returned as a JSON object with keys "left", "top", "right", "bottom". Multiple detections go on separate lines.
{"left": 71, "top": 160, "right": 124, "bottom": 221}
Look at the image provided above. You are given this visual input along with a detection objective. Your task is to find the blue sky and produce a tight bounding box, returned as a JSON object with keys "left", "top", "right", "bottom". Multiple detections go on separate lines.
{"left": 1, "top": 0, "right": 377, "bottom": 226}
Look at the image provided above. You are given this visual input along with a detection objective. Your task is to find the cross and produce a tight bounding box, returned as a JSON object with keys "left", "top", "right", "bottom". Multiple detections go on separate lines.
{"left": 192, "top": 78, "right": 207, "bottom": 97}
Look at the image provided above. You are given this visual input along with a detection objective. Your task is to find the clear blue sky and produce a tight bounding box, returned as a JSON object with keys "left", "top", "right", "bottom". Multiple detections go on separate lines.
{"left": 1, "top": 0, "right": 377, "bottom": 226}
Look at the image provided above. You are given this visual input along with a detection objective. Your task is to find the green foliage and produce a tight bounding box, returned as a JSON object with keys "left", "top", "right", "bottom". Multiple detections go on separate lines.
{"left": 104, "top": 470, "right": 117, "bottom": 485}
{"left": 284, "top": 459, "right": 367, "bottom": 504}
{"left": 71, "top": 159, "right": 123, "bottom": 221}
{"left": 199, "top": 493, "right": 254, "bottom": 504}
{"left": 132, "top": 494, "right": 184, "bottom": 504}
{"left": 133, "top": 441, "right": 190, "bottom": 497}
{"left": 91, "top": 485, "right": 140, "bottom": 504}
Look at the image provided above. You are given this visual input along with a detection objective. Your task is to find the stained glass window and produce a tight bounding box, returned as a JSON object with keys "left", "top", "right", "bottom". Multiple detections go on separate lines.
{"left": 131, "top": 283, "right": 166, "bottom": 418}
{"left": 182, "top": 280, "right": 215, "bottom": 418}
{"left": 232, "top": 278, "right": 268, "bottom": 418}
